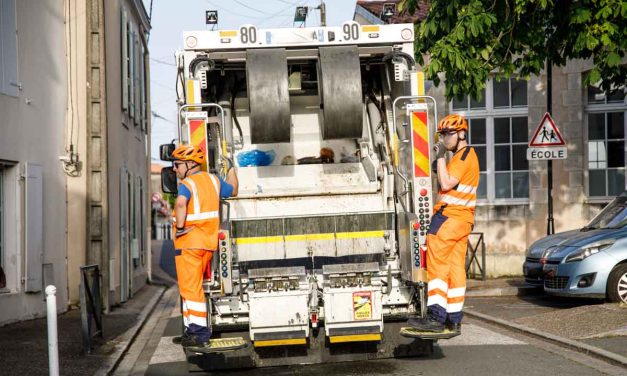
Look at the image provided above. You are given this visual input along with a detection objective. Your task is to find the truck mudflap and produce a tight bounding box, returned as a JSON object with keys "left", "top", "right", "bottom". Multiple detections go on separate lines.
{"left": 185, "top": 322, "right": 433, "bottom": 372}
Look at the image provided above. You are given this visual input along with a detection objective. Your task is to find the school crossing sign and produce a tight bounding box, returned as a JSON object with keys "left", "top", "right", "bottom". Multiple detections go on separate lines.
{"left": 527, "top": 113, "right": 567, "bottom": 160}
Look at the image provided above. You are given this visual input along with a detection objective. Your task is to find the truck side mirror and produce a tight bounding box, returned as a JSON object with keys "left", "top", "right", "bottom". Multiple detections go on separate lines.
{"left": 160, "top": 143, "right": 176, "bottom": 161}
{"left": 161, "top": 167, "right": 178, "bottom": 194}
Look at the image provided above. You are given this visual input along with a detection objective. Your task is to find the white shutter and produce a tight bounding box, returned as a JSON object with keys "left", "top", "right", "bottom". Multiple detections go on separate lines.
{"left": 140, "top": 43, "right": 146, "bottom": 131}
{"left": 121, "top": 7, "right": 128, "bottom": 111}
{"left": 1, "top": 0, "right": 18, "bottom": 97}
{"left": 24, "top": 163, "right": 43, "bottom": 293}
{"left": 134, "top": 32, "right": 140, "bottom": 126}
{"left": 128, "top": 23, "right": 135, "bottom": 119}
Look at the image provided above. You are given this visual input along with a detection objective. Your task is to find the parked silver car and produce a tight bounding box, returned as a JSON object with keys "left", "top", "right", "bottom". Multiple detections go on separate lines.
{"left": 523, "top": 192, "right": 627, "bottom": 303}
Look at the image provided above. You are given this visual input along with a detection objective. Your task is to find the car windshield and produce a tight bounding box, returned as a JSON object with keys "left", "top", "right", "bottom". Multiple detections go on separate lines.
{"left": 585, "top": 197, "right": 627, "bottom": 230}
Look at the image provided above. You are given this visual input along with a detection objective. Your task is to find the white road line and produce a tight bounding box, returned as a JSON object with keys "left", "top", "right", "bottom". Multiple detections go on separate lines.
{"left": 439, "top": 323, "right": 526, "bottom": 346}
{"left": 149, "top": 336, "right": 188, "bottom": 365}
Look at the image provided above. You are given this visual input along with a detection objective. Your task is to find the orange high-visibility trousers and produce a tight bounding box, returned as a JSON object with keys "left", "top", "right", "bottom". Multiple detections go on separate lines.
{"left": 175, "top": 248, "right": 214, "bottom": 341}
{"left": 426, "top": 214, "right": 471, "bottom": 324}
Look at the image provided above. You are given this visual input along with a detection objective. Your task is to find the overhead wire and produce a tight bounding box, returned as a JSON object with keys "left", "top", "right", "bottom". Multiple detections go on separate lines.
{"left": 257, "top": 0, "right": 310, "bottom": 27}
{"left": 204, "top": 0, "right": 271, "bottom": 20}
{"left": 231, "top": 0, "right": 274, "bottom": 15}
{"left": 150, "top": 57, "right": 176, "bottom": 66}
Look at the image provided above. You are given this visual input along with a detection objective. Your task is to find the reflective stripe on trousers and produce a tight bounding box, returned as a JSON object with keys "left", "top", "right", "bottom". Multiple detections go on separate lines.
{"left": 175, "top": 248, "right": 213, "bottom": 340}
{"left": 426, "top": 215, "right": 472, "bottom": 324}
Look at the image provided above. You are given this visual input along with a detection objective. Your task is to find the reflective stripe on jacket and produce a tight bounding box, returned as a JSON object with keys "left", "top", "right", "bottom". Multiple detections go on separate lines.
{"left": 173, "top": 172, "right": 220, "bottom": 250}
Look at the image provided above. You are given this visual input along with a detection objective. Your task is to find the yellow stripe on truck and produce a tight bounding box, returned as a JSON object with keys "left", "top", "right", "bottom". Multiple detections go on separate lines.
{"left": 329, "top": 333, "right": 382, "bottom": 344}
{"left": 254, "top": 338, "right": 307, "bottom": 347}
{"left": 234, "top": 231, "right": 386, "bottom": 245}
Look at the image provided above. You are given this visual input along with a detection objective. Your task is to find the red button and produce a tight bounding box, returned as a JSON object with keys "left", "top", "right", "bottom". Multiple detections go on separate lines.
{"left": 218, "top": 232, "right": 227, "bottom": 240}
{"left": 412, "top": 222, "right": 419, "bottom": 230}
{"left": 420, "top": 189, "right": 428, "bottom": 196}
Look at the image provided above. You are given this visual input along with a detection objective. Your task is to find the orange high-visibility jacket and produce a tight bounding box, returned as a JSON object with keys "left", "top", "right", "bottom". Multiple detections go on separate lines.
{"left": 433, "top": 146, "right": 480, "bottom": 225}
{"left": 173, "top": 172, "right": 221, "bottom": 251}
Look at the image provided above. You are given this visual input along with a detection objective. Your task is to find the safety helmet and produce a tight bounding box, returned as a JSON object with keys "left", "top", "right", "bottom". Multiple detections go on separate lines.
{"left": 171, "top": 144, "right": 205, "bottom": 165}
{"left": 437, "top": 114, "right": 468, "bottom": 133}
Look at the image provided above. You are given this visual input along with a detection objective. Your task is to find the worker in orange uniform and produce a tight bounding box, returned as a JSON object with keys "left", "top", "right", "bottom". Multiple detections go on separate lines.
{"left": 171, "top": 145, "right": 238, "bottom": 350}
{"left": 409, "top": 114, "right": 479, "bottom": 334}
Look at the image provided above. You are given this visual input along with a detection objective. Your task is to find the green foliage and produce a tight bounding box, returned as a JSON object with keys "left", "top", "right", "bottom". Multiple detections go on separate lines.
{"left": 399, "top": 0, "right": 627, "bottom": 101}
{"left": 163, "top": 192, "right": 176, "bottom": 208}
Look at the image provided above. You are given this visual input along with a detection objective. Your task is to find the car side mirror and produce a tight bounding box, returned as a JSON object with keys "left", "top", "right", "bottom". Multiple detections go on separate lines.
{"left": 161, "top": 167, "right": 178, "bottom": 194}
{"left": 160, "top": 143, "right": 176, "bottom": 161}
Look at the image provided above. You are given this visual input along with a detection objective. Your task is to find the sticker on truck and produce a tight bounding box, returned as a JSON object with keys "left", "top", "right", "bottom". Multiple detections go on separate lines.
{"left": 353, "top": 291, "right": 373, "bottom": 320}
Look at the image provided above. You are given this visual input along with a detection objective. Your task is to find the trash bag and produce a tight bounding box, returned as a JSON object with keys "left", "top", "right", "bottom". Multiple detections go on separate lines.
{"left": 237, "top": 149, "right": 276, "bottom": 167}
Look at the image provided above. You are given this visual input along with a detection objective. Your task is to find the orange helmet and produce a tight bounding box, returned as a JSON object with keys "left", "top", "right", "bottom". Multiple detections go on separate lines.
{"left": 171, "top": 145, "right": 205, "bottom": 164}
{"left": 437, "top": 114, "right": 468, "bottom": 133}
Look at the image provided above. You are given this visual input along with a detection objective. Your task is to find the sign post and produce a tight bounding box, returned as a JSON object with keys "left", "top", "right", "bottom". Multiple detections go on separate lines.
{"left": 527, "top": 109, "right": 566, "bottom": 235}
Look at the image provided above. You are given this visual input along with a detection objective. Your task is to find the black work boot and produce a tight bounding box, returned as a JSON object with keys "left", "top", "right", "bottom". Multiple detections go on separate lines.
{"left": 172, "top": 332, "right": 191, "bottom": 345}
{"left": 407, "top": 315, "right": 445, "bottom": 332}
{"left": 181, "top": 334, "right": 208, "bottom": 348}
{"left": 446, "top": 321, "right": 462, "bottom": 333}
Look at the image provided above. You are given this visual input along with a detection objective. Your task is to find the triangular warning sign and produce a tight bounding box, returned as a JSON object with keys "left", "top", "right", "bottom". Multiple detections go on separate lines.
{"left": 529, "top": 113, "right": 565, "bottom": 147}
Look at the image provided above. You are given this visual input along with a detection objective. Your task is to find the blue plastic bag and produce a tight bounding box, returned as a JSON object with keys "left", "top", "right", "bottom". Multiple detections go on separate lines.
{"left": 237, "top": 149, "right": 276, "bottom": 167}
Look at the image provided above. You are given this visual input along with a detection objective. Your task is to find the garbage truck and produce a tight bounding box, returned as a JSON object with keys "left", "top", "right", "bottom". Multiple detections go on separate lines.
{"left": 160, "top": 21, "right": 444, "bottom": 371}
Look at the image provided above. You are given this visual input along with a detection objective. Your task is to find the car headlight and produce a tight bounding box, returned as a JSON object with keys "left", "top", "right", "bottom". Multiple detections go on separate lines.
{"left": 564, "top": 239, "right": 615, "bottom": 263}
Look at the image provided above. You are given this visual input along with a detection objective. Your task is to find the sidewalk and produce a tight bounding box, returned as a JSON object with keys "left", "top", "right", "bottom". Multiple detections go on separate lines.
{"left": 464, "top": 277, "right": 627, "bottom": 367}
{"left": 466, "top": 276, "right": 541, "bottom": 297}
{"left": 0, "top": 283, "right": 165, "bottom": 376}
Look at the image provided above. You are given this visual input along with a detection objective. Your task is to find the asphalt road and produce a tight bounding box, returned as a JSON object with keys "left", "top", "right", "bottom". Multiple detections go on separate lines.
{"left": 126, "top": 242, "right": 624, "bottom": 376}
{"left": 134, "top": 309, "right": 622, "bottom": 376}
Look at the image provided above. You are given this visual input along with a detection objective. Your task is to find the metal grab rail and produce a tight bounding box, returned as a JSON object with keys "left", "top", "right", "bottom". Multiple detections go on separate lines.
{"left": 466, "top": 232, "right": 486, "bottom": 280}
{"left": 80, "top": 264, "right": 103, "bottom": 354}
{"left": 178, "top": 103, "right": 231, "bottom": 178}
{"left": 391, "top": 95, "right": 438, "bottom": 213}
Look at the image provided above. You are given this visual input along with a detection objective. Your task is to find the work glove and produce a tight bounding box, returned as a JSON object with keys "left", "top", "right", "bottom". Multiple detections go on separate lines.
{"left": 433, "top": 140, "right": 447, "bottom": 159}
{"left": 175, "top": 226, "right": 192, "bottom": 238}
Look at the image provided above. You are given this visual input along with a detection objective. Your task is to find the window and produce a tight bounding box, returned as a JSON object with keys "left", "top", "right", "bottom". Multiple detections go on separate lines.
{"left": 0, "top": 163, "right": 16, "bottom": 293}
{"left": 493, "top": 77, "right": 527, "bottom": 108}
{"left": 467, "top": 118, "right": 487, "bottom": 199}
{"left": 0, "top": 165, "right": 4, "bottom": 272}
{"left": 494, "top": 117, "right": 529, "bottom": 199}
{"left": 450, "top": 76, "right": 529, "bottom": 202}
{"left": 121, "top": 7, "right": 148, "bottom": 132}
{"left": 0, "top": 0, "right": 18, "bottom": 96}
{"left": 452, "top": 87, "right": 486, "bottom": 111}
{"left": 586, "top": 82, "right": 626, "bottom": 197}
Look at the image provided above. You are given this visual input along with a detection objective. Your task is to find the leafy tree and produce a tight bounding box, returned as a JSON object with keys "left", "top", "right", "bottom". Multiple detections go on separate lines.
{"left": 399, "top": 0, "right": 627, "bottom": 101}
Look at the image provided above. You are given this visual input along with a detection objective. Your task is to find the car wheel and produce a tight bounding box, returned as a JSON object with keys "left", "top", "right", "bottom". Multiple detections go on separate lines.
{"left": 607, "top": 264, "right": 627, "bottom": 304}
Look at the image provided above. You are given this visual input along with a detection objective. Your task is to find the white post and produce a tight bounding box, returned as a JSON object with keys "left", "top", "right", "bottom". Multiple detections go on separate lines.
{"left": 46, "top": 285, "right": 60, "bottom": 376}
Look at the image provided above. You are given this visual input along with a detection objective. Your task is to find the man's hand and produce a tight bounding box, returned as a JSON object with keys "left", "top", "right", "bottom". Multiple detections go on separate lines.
{"left": 175, "top": 226, "right": 192, "bottom": 238}
{"left": 434, "top": 141, "right": 447, "bottom": 159}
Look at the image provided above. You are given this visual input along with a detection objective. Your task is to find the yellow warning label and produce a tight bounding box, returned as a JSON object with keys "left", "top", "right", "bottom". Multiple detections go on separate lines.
{"left": 219, "top": 30, "right": 238, "bottom": 37}
{"left": 353, "top": 291, "right": 372, "bottom": 320}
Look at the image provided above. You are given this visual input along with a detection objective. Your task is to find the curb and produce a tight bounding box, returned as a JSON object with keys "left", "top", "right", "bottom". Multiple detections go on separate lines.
{"left": 94, "top": 285, "right": 167, "bottom": 376}
{"left": 465, "top": 285, "right": 542, "bottom": 297}
{"left": 465, "top": 308, "right": 627, "bottom": 368}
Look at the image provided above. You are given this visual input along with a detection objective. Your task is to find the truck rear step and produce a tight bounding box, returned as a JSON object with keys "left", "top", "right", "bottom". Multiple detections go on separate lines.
{"left": 186, "top": 322, "right": 433, "bottom": 372}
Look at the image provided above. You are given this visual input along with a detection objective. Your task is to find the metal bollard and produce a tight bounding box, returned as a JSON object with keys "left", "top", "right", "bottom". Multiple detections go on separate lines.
{"left": 46, "top": 285, "right": 60, "bottom": 376}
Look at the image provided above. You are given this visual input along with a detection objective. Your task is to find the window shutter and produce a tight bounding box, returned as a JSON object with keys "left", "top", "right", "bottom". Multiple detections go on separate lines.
{"left": 24, "top": 163, "right": 43, "bottom": 293}
{"left": 140, "top": 43, "right": 146, "bottom": 132}
{"left": 1, "top": 0, "right": 18, "bottom": 97}
{"left": 134, "top": 32, "right": 140, "bottom": 126}
{"left": 128, "top": 22, "right": 135, "bottom": 119}
{"left": 121, "top": 7, "right": 128, "bottom": 111}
